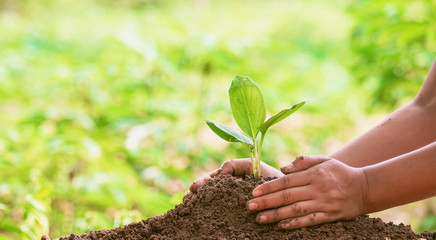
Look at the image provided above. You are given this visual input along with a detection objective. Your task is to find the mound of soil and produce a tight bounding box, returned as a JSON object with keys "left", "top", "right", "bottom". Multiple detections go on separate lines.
{"left": 43, "top": 175, "right": 436, "bottom": 240}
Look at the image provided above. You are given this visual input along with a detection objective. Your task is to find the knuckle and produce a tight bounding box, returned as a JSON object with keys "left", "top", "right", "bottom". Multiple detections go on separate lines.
{"left": 222, "top": 160, "right": 232, "bottom": 168}
{"left": 273, "top": 210, "right": 280, "bottom": 221}
{"left": 281, "top": 176, "right": 291, "bottom": 188}
{"left": 316, "top": 183, "right": 329, "bottom": 193}
{"left": 282, "top": 190, "right": 293, "bottom": 203}
{"left": 324, "top": 212, "right": 333, "bottom": 221}
{"left": 259, "top": 198, "right": 269, "bottom": 209}
{"left": 292, "top": 218, "right": 301, "bottom": 228}
{"left": 259, "top": 183, "right": 270, "bottom": 194}
{"left": 291, "top": 204, "right": 302, "bottom": 215}
{"left": 309, "top": 213, "right": 317, "bottom": 224}
{"left": 314, "top": 167, "right": 327, "bottom": 177}
{"left": 221, "top": 160, "right": 236, "bottom": 173}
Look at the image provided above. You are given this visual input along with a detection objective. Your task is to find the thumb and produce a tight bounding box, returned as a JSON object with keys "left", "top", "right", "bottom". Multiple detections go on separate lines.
{"left": 190, "top": 158, "right": 252, "bottom": 193}
{"left": 189, "top": 174, "right": 212, "bottom": 193}
{"left": 211, "top": 158, "right": 252, "bottom": 177}
{"left": 281, "top": 155, "right": 330, "bottom": 174}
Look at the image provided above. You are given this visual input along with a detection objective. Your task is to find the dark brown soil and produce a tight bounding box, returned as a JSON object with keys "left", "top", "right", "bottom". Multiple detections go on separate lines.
{"left": 43, "top": 175, "right": 436, "bottom": 240}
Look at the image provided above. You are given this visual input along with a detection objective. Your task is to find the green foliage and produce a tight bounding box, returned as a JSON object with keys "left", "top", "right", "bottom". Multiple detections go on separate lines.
{"left": 205, "top": 120, "right": 254, "bottom": 147}
{"left": 207, "top": 76, "right": 305, "bottom": 179}
{"left": 0, "top": 0, "right": 434, "bottom": 238}
{"left": 229, "top": 76, "right": 266, "bottom": 139}
{"left": 259, "top": 101, "right": 307, "bottom": 135}
{"left": 419, "top": 214, "right": 436, "bottom": 232}
{"left": 348, "top": 0, "right": 436, "bottom": 110}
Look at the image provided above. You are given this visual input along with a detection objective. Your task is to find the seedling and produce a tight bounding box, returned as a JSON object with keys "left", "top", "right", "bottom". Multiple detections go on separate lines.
{"left": 206, "top": 76, "right": 307, "bottom": 180}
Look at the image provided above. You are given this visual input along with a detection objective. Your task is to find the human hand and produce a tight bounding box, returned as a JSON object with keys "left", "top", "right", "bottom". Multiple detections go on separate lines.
{"left": 246, "top": 155, "right": 368, "bottom": 229}
{"left": 188, "top": 158, "right": 284, "bottom": 194}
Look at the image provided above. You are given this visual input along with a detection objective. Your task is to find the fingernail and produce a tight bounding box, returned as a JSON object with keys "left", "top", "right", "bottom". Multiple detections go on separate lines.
{"left": 280, "top": 163, "right": 293, "bottom": 173}
{"left": 257, "top": 215, "right": 267, "bottom": 223}
{"left": 247, "top": 202, "right": 258, "bottom": 210}
{"left": 252, "top": 189, "right": 262, "bottom": 197}
{"left": 280, "top": 222, "right": 290, "bottom": 229}
{"left": 295, "top": 155, "right": 305, "bottom": 162}
{"left": 189, "top": 182, "right": 197, "bottom": 192}
{"left": 211, "top": 168, "right": 222, "bottom": 177}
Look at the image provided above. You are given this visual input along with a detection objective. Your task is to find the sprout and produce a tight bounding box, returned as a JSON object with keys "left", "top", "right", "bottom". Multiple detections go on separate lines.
{"left": 206, "top": 76, "right": 307, "bottom": 179}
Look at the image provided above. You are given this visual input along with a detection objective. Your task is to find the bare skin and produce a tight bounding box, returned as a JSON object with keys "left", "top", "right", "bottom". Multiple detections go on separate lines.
{"left": 247, "top": 155, "right": 367, "bottom": 229}
{"left": 190, "top": 59, "right": 436, "bottom": 229}
{"left": 189, "top": 158, "right": 283, "bottom": 194}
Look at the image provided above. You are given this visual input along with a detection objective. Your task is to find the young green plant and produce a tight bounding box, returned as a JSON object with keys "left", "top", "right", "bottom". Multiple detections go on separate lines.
{"left": 206, "top": 76, "right": 307, "bottom": 180}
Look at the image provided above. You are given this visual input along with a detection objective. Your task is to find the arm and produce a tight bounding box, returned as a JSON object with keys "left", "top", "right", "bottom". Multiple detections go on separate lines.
{"left": 247, "top": 142, "right": 436, "bottom": 229}
{"left": 244, "top": 60, "right": 436, "bottom": 229}
{"left": 330, "top": 59, "right": 436, "bottom": 167}
{"left": 363, "top": 141, "right": 436, "bottom": 213}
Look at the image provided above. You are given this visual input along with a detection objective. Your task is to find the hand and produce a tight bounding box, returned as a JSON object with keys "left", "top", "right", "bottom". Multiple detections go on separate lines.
{"left": 246, "top": 155, "right": 368, "bottom": 230}
{"left": 188, "top": 158, "right": 284, "bottom": 193}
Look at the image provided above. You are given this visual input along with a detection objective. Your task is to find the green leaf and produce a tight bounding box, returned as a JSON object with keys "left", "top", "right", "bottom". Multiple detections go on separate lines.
{"left": 206, "top": 120, "right": 254, "bottom": 148}
{"left": 258, "top": 100, "right": 307, "bottom": 134}
{"left": 0, "top": 222, "right": 23, "bottom": 234}
{"left": 228, "top": 76, "right": 266, "bottom": 139}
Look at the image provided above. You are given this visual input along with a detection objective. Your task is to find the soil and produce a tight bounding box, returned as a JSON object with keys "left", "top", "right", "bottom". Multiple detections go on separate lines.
{"left": 42, "top": 175, "right": 436, "bottom": 240}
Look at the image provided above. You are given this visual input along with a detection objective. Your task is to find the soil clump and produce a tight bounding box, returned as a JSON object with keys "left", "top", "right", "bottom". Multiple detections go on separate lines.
{"left": 42, "top": 175, "right": 436, "bottom": 240}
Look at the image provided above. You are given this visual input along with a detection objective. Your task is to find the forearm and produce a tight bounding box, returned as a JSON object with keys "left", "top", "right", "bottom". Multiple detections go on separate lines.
{"left": 329, "top": 101, "right": 436, "bottom": 167}
{"left": 329, "top": 59, "right": 436, "bottom": 167}
{"left": 362, "top": 141, "right": 436, "bottom": 214}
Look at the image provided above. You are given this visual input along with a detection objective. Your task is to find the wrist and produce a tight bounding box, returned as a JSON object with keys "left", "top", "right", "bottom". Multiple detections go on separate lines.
{"left": 360, "top": 167, "right": 370, "bottom": 215}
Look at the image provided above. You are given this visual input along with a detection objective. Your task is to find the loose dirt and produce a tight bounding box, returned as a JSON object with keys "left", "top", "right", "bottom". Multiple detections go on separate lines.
{"left": 42, "top": 175, "right": 436, "bottom": 240}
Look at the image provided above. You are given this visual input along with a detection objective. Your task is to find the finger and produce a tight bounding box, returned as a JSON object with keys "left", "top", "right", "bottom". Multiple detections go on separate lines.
{"left": 255, "top": 200, "right": 317, "bottom": 224}
{"left": 189, "top": 174, "right": 211, "bottom": 193}
{"left": 214, "top": 158, "right": 252, "bottom": 177}
{"left": 278, "top": 212, "right": 331, "bottom": 230}
{"left": 281, "top": 155, "right": 330, "bottom": 174}
{"left": 247, "top": 186, "right": 311, "bottom": 211}
{"left": 190, "top": 158, "right": 252, "bottom": 193}
{"left": 252, "top": 171, "right": 310, "bottom": 197}
{"left": 209, "top": 168, "right": 222, "bottom": 177}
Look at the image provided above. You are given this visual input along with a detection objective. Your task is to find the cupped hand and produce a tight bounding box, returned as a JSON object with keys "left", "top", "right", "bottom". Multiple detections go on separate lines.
{"left": 188, "top": 158, "right": 284, "bottom": 194}
{"left": 246, "top": 155, "right": 368, "bottom": 230}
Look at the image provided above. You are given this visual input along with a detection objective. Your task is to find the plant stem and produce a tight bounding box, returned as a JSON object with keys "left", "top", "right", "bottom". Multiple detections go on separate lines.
{"left": 258, "top": 132, "right": 265, "bottom": 160}
{"left": 250, "top": 148, "right": 258, "bottom": 179}
{"left": 253, "top": 148, "right": 260, "bottom": 180}
{"left": 253, "top": 133, "right": 265, "bottom": 180}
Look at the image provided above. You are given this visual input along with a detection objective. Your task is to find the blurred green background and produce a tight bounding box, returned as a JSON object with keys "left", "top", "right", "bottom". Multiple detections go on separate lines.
{"left": 0, "top": 0, "right": 435, "bottom": 239}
